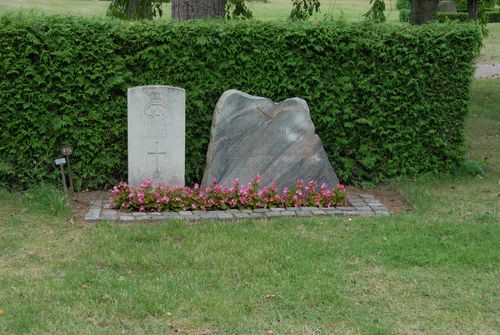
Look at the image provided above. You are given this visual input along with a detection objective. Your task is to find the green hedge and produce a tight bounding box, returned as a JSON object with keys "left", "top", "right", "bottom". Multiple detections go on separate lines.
{"left": 0, "top": 14, "right": 481, "bottom": 189}
{"left": 487, "top": 10, "right": 500, "bottom": 22}
{"left": 396, "top": 0, "right": 411, "bottom": 10}
{"left": 397, "top": 0, "right": 411, "bottom": 22}
{"left": 436, "top": 12, "right": 470, "bottom": 22}
{"left": 437, "top": 10, "right": 500, "bottom": 22}
{"left": 456, "top": 0, "right": 499, "bottom": 13}
{"left": 455, "top": 0, "right": 468, "bottom": 12}
{"left": 399, "top": 8, "right": 411, "bottom": 22}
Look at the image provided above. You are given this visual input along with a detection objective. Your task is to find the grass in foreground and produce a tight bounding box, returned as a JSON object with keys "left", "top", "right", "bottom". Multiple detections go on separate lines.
{"left": 0, "top": 80, "right": 499, "bottom": 334}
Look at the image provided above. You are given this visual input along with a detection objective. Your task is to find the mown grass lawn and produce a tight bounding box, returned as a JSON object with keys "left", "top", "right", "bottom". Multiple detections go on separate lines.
{"left": 0, "top": 79, "right": 498, "bottom": 333}
{"left": 0, "top": 0, "right": 109, "bottom": 17}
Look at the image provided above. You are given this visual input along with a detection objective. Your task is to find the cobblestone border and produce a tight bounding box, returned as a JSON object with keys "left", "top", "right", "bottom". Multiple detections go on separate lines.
{"left": 84, "top": 194, "right": 389, "bottom": 222}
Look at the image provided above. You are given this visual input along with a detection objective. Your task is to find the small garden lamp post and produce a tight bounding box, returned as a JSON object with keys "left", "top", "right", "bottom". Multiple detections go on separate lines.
{"left": 60, "top": 145, "right": 74, "bottom": 192}
{"left": 55, "top": 157, "right": 68, "bottom": 195}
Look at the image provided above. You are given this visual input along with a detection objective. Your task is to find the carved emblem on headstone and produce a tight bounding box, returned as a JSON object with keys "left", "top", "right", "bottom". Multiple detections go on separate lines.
{"left": 144, "top": 102, "right": 168, "bottom": 121}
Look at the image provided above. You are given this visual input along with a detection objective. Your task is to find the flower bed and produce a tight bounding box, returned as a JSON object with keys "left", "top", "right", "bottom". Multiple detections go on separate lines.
{"left": 110, "top": 176, "right": 347, "bottom": 212}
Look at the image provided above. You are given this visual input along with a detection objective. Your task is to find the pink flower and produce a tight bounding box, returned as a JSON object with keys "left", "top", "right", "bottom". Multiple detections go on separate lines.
{"left": 110, "top": 178, "right": 347, "bottom": 212}
{"left": 137, "top": 192, "right": 145, "bottom": 204}
{"left": 336, "top": 184, "right": 346, "bottom": 192}
{"left": 140, "top": 179, "right": 153, "bottom": 188}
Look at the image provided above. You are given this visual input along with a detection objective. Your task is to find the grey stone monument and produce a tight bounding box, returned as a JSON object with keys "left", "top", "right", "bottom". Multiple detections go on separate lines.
{"left": 202, "top": 90, "right": 339, "bottom": 189}
{"left": 438, "top": 0, "right": 457, "bottom": 13}
{"left": 128, "top": 85, "right": 185, "bottom": 187}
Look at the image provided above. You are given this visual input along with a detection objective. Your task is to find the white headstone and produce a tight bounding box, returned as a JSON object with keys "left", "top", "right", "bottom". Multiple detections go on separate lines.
{"left": 128, "top": 85, "right": 185, "bottom": 187}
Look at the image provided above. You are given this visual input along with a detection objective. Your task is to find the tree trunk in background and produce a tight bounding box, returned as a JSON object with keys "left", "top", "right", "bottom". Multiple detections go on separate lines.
{"left": 128, "top": 0, "right": 153, "bottom": 19}
{"left": 410, "top": 0, "right": 439, "bottom": 24}
{"left": 129, "top": 0, "right": 139, "bottom": 17}
{"left": 467, "top": 0, "right": 479, "bottom": 19}
{"left": 172, "top": 0, "right": 226, "bottom": 20}
{"left": 130, "top": 0, "right": 139, "bottom": 17}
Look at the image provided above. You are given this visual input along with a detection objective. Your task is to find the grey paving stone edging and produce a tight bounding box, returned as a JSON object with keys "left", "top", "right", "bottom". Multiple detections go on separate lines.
{"left": 475, "top": 63, "right": 500, "bottom": 79}
{"left": 84, "top": 194, "right": 390, "bottom": 222}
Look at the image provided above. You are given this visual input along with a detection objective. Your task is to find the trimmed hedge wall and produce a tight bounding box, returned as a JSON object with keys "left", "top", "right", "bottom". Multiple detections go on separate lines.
{"left": 487, "top": 10, "right": 500, "bottom": 22}
{"left": 437, "top": 10, "right": 500, "bottom": 23}
{"left": 0, "top": 14, "right": 481, "bottom": 189}
{"left": 436, "top": 12, "right": 470, "bottom": 22}
{"left": 396, "top": 0, "right": 411, "bottom": 22}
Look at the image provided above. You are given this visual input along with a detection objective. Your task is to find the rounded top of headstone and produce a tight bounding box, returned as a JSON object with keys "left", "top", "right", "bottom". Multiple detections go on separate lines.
{"left": 219, "top": 89, "right": 264, "bottom": 101}
{"left": 437, "top": 1, "right": 457, "bottom": 13}
{"left": 128, "top": 85, "right": 185, "bottom": 93}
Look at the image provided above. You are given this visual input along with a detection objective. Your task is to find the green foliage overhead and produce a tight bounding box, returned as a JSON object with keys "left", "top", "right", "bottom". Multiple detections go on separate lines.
{"left": 0, "top": 13, "right": 481, "bottom": 189}
{"left": 225, "top": 0, "right": 253, "bottom": 19}
{"left": 364, "top": 0, "right": 386, "bottom": 23}
{"left": 289, "top": 0, "right": 321, "bottom": 20}
{"left": 396, "top": 0, "right": 411, "bottom": 10}
{"left": 107, "top": 0, "right": 165, "bottom": 19}
{"left": 107, "top": 0, "right": 317, "bottom": 21}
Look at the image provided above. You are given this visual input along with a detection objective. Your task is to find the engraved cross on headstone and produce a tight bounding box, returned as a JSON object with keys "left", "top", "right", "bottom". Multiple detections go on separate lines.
{"left": 147, "top": 141, "right": 167, "bottom": 179}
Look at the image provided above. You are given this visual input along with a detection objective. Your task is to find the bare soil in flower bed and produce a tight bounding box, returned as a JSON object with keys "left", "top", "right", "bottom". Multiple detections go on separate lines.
{"left": 69, "top": 186, "right": 411, "bottom": 223}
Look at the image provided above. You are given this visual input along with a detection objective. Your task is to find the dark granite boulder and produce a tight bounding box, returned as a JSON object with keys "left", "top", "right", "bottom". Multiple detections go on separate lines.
{"left": 201, "top": 90, "right": 339, "bottom": 188}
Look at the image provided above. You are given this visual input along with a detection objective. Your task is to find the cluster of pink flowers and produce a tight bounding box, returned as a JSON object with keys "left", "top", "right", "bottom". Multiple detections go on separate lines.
{"left": 110, "top": 176, "right": 347, "bottom": 212}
